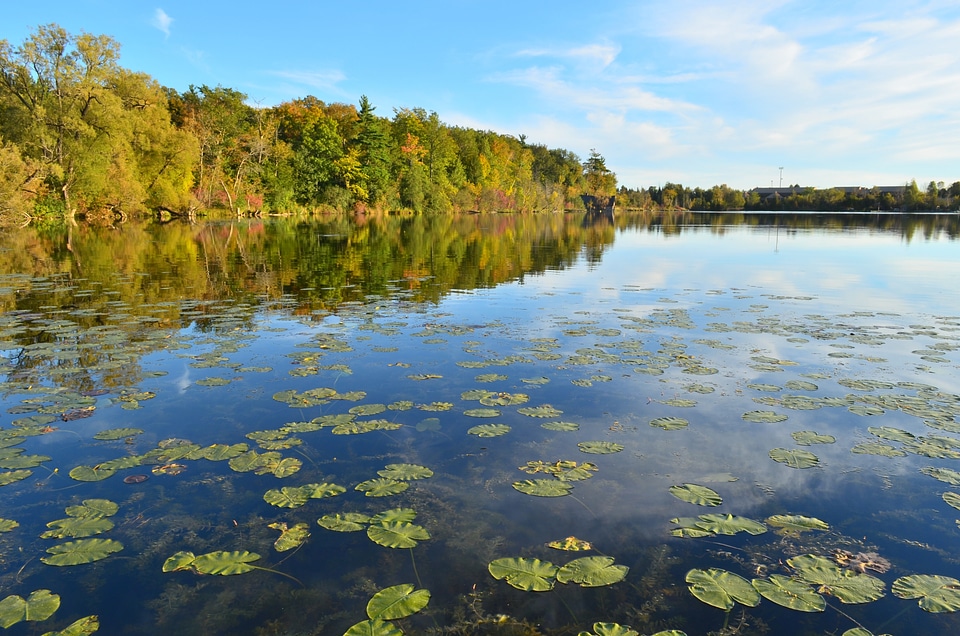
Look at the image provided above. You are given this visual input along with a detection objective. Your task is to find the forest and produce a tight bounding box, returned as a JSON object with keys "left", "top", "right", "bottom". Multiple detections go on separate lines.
{"left": 1, "top": 24, "right": 957, "bottom": 225}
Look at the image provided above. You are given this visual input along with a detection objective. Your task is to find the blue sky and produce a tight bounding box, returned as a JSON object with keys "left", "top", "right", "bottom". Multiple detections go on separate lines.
{"left": 5, "top": 1, "right": 959, "bottom": 190}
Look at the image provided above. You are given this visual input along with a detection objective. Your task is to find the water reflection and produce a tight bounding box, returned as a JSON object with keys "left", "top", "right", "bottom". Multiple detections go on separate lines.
{"left": 0, "top": 213, "right": 959, "bottom": 635}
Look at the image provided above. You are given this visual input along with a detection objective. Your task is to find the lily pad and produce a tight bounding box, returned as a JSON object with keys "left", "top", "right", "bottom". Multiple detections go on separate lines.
{"left": 650, "top": 417, "right": 689, "bottom": 431}
{"left": 742, "top": 410, "right": 788, "bottom": 423}
{"left": 41, "top": 516, "right": 114, "bottom": 539}
{"left": 556, "top": 556, "right": 628, "bottom": 587}
{"left": 518, "top": 405, "right": 563, "bottom": 418}
{"left": 318, "top": 512, "right": 371, "bottom": 532}
{"left": 695, "top": 513, "right": 767, "bottom": 536}
{"left": 766, "top": 515, "right": 829, "bottom": 536}
{"left": 488, "top": 557, "right": 559, "bottom": 591}
{"left": 791, "top": 431, "right": 836, "bottom": 445}
{"left": 685, "top": 568, "right": 760, "bottom": 610}
{"left": 366, "top": 584, "right": 431, "bottom": 620}
{"left": 367, "top": 521, "right": 430, "bottom": 548}
{"left": 40, "top": 614, "right": 99, "bottom": 636}
{"left": 41, "top": 538, "right": 124, "bottom": 566}
{"left": 192, "top": 550, "right": 261, "bottom": 575}
{"left": 0, "top": 518, "right": 18, "bottom": 533}
{"left": 467, "top": 424, "right": 511, "bottom": 438}
{"left": 669, "top": 483, "right": 722, "bottom": 507}
{"left": 463, "top": 408, "right": 500, "bottom": 418}
{"left": 92, "top": 427, "right": 144, "bottom": 440}
{"left": 356, "top": 478, "right": 409, "bottom": 497}
{"left": 0, "top": 589, "right": 61, "bottom": 628}
{"left": 541, "top": 421, "right": 580, "bottom": 432}
{"left": 851, "top": 442, "right": 906, "bottom": 457}
{"left": 577, "top": 441, "right": 624, "bottom": 455}
{"left": 512, "top": 479, "right": 574, "bottom": 497}
{"left": 343, "top": 618, "right": 403, "bottom": 636}
{"left": 892, "top": 574, "right": 960, "bottom": 612}
{"left": 752, "top": 574, "right": 825, "bottom": 612}
{"left": 268, "top": 522, "right": 310, "bottom": 552}
{"left": 0, "top": 469, "right": 32, "bottom": 486}
{"left": 769, "top": 448, "right": 820, "bottom": 469}
{"left": 377, "top": 464, "right": 434, "bottom": 481}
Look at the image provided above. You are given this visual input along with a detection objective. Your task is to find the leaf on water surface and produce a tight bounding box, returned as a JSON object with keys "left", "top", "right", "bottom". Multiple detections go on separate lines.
{"left": 268, "top": 522, "right": 310, "bottom": 552}
{"left": 366, "top": 583, "right": 431, "bottom": 620}
{"left": 577, "top": 441, "right": 624, "bottom": 455}
{"left": 349, "top": 404, "right": 387, "bottom": 416}
{"left": 356, "top": 478, "right": 409, "bottom": 497}
{"left": 518, "top": 405, "right": 563, "bottom": 418}
{"left": 367, "top": 521, "right": 430, "bottom": 548}
{"left": 418, "top": 401, "right": 453, "bottom": 411}
{"left": 685, "top": 568, "right": 760, "bottom": 610}
{"left": 742, "top": 410, "right": 788, "bottom": 423}
{"left": 556, "top": 556, "right": 628, "bottom": 587}
{"left": 68, "top": 466, "right": 116, "bottom": 482}
{"left": 785, "top": 380, "right": 818, "bottom": 391}
{"left": 0, "top": 469, "right": 33, "bottom": 486}
{"left": 378, "top": 464, "right": 433, "bottom": 481}
{"left": 387, "top": 400, "right": 413, "bottom": 411}
{"left": 769, "top": 448, "right": 819, "bottom": 469}
{"left": 41, "top": 516, "right": 114, "bottom": 539}
{"left": 0, "top": 518, "right": 18, "bottom": 532}
{"left": 752, "top": 574, "right": 825, "bottom": 612}
{"left": 520, "top": 377, "right": 550, "bottom": 385}
{"left": 475, "top": 373, "right": 507, "bottom": 382}
{"left": 343, "top": 618, "right": 403, "bottom": 636}
{"left": 586, "top": 623, "right": 644, "bottom": 636}
{"left": 650, "top": 416, "right": 689, "bottom": 431}
{"left": 66, "top": 499, "right": 118, "bottom": 518}
{"left": 263, "top": 486, "right": 311, "bottom": 509}
{"left": 488, "top": 557, "right": 558, "bottom": 591}
{"left": 943, "top": 492, "right": 960, "bottom": 511}
{"left": 892, "top": 574, "right": 960, "bottom": 612}
{"left": 851, "top": 442, "right": 905, "bottom": 457}
{"left": 92, "top": 427, "right": 144, "bottom": 440}
{"left": 669, "top": 484, "right": 722, "bottom": 507}
{"left": 659, "top": 398, "right": 696, "bottom": 408}
{"left": 463, "top": 408, "right": 500, "bottom": 418}
{"left": 766, "top": 515, "right": 829, "bottom": 536}
{"left": 192, "top": 443, "right": 250, "bottom": 461}
{"left": 0, "top": 453, "right": 51, "bottom": 469}
{"left": 0, "top": 589, "right": 60, "bottom": 628}
{"left": 849, "top": 405, "right": 885, "bottom": 416}
{"left": 371, "top": 508, "right": 417, "bottom": 524}
{"left": 97, "top": 456, "right": 143, "bottom": 470}
{"left": 318, "top": 513, "right": 372, "bottom": 532}
{"left": 257, "top": 456, "right": 302, "bottom": 478}
{"left": 695, "top": 513, "right": 767, "bottom": 536}
{"left": 162, "top": 551, "right": 197, "bottom": 572}
{"left": 467, "top": 424, "right": 511, "bottom": 438}
{"left": 192, "top": 550, "right": 261, "bottom": 575}
{"left": 512, "top": 479, "right": 573, "bottom": 497}
{"left": 791, "top": 431, "right": 836, "bottom": 445}
{"left": 41, "top": 538, "right": 124, "bottom": 566}
{"left": 868, "top": 426, "right": 915, "bottom": 443}
{"left": 40, "top": 614, "right": 99, "bottom": 636}
{"left": 547, "top": 536, "right": 593, "bottom": 551}
{"left": 541, "top": 420, "right": 579, "bottom": 431}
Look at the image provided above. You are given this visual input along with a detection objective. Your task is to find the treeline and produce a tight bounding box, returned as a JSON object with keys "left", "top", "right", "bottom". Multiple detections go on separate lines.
{"left": 619, "top": 180, "right": 960, "bottom": 212}
{"left": 1, "top": 25, "right": 614, "bottom": 222}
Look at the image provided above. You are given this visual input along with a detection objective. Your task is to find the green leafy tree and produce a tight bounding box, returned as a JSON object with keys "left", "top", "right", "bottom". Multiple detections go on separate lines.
{"left": 583, "top": 149, "right": 616, "bottom": 198}
{"left": 353, "top": 95, "right": 393, "bottom": 206}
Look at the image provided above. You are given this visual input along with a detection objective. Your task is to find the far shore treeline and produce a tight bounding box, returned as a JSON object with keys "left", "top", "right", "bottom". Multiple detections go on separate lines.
{"left": 2, "top": 25, "right": 958, "bottom": 225}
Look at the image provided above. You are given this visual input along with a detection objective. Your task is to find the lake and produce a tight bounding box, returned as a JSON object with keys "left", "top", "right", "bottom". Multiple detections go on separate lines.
{"left": 1, "top": 211, "right": 959, "bottom": 636}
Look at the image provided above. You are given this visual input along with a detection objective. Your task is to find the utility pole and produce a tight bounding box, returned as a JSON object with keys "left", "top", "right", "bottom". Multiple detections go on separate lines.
{"left": 779, "top": 167, "right": 784, "bottom": 188}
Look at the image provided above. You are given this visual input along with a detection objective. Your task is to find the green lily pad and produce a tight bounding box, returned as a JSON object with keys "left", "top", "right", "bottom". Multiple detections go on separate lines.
{"left": 766, "top": 515, "right": 829, "bottom": 536}
{"left": 892, "top": 574, "right": 960, "bottom": 612}
{"left": 581, "top": 622, "right": 642, "bottom": 636}
{"left": 577, "top": 441, "right": 624, "bottom": 455}
{"left": 868, "top": 426, "right": 915, "bottom": 443}
{"left": 518, "top": 405, "right": 563, "bottom": 418}
{"left": 650, "top": 417, "right": 689, "bottom": 431}
{"left": 367, "top": 521, "right": 430, "bottom": 548}
{"left": 318, "top": 512, "right": 371, "bottom": 532}
{"left": 41, "top": 516, "right": 114, "bottom": 539}
{"left": 0, "top": 469, "right": 32, "bottom": 486}
{"left": 769, "top": 448, "right": 819, "bottom": 469}
{"left": 541, "top": 421, "right": 580, "bottom": 432}
{"left": 41, "top": 538, "right": 124, "bottom": 566}
{"left": 923, "top": 466, "right": 960, "bottom": 485}
{"left": 791, "top": 431, "right": 836, "bottom": 445}
{"left": 512, "top": 479, "right": 574, "bottom": 497}
{"left": 263, "top": 486, "right": 312, "bottom": 508}
{"left": 193, "top": 443, "right": 250, "bottom": 460}
{"left": 488, "top": 557, "right": 559, "bottom": 591}
{"left": 349, "top": 404, "right": 387, "bottom": 416}
{"left": 40, "top": 614, "right": 99, "bottom": 636}
{"left": 463, "top": 408, "right": 500, "bottom": 418}
{"left": 0, "top": 453, "right": 51, "bottom": 469}
{"left": 851, "top": 442, "right": 906, "bottom": 457}
{"left": 0, "top": 589, "right": 61, "bottom": 628}
{"left": 467, "top": 424, "right": 511, "bottom": 438}
{"left": 356, "top": 478, "right": 409, "bottom": 497}
{"left": 370, "top": 508, "right": 417, "bottom": 524}
{"left": 258, "top": 456, "right": 302, "bottom": 478}
{"left": 192, "top": 550, "right": 261, "bottom": 575}
{"left": 556, "top": 556, "right": 628, "bottom": 587}
{"left": 669, "top": 484, "right": 722, "bottom": 506}
{"left": 378, "top": 464, "right": 434, "bottom": 480}
{"left": 943, "top": 492, "right": 960, "bottom": 511}
{"left": 742, "top": 410, "right": 788, "bottom": 423}
{"left": 695, "top": 513, "right": 767, "bottom": 536}
{"left": 752, "top": 574, "right": 825, "bottom": 612}
{"left": 0, "top": 518, "right": 18, "bottom": 533}
{"left": 660, "top": 398, "right": 697, "bottom": 407}
{"left": 92, "top": 427, "right": 144, "bottom": 440}
{"left": 268, "top": 522, "right": 310, "bottom": 552}
{"left": 343, "top": 618, "right": 403, "bottom": 636}
{"left": 685, "top": 568, "right": 760, "bottom": 610}
{"left": 162, "top": 551, "right": 198, "bottom": 572}
{"left": 366, "top": 584, "right": 431, "bottom": 620}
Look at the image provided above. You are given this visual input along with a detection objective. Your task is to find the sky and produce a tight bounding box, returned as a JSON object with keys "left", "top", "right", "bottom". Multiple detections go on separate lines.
{"left": 4, "top": 1, "right": 960, "bottom": 190}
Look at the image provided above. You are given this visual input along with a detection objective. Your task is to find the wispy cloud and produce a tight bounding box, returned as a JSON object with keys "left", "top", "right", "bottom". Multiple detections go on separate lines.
{"left": 267, "top": 70, "right": 347, "bottom": 92}
{"left": 151, "top": 8, "right": 173, "bottom": 38}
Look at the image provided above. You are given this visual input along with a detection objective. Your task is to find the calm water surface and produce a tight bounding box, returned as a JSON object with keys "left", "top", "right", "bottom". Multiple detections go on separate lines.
{"left": 1, "top": 212, "right": 959, "bottom": 636}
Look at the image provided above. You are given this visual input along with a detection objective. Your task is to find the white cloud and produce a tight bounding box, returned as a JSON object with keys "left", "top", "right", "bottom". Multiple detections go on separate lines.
{"left": 267, "top": 69, "right": 347, "bottom": 93}
{"left": 152, "top": 8, "right": 173, "bottom": 37}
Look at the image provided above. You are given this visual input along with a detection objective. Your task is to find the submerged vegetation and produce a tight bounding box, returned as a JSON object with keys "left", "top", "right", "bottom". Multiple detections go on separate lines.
{"left": 0, "top": 213, "right": 959, "bottom": 634}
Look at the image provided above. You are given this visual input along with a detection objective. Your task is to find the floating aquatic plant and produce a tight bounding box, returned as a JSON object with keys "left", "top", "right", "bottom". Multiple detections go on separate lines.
{"left": 669, "top": 483, "right": 722, "bottom": 507}
{"left": 651, "top": 416, "right": 689, "bottom": 431}
{"left": 40, "top": 614, "right": 99, "bottom": 636}
{"left": 365, "top": 584, "right": 431, "bottom": 620}
{"left": 766, "top": 514, "right": 829, "bottom": 536}
{"left": 0, "top": 589, "right": 60, "bottom": 628}
{"left": 377, "top": 463, "right": 433, "bottom": 480}
{"left": 769, "top": 448, "right": 819, "bottom": 469}
{"left": 467, "top": 423, "right": 511, "bottom": 438}
{"left": 547, "top": 536, "right": 593, "bottom": 551}
{"left": 268, "top": 522, "right": 310, "bottom": 552}
{"left": 512, "top": 479, "right": 573, "bottom": 497}
{"left": 488, "top": 557, "right": 559, "bottom": 591}
{"left": 41, "top": 538, "right": 124, "bottom": 566}
{"left": 685, "top": 568, "right": 759, "bottom": 610}
{"left": 577, "top": 441, "right": 624, "bottom": 455}
{"left": 356, "top": 478, "right": 409, "bottom": 497}
{"left": 557, "top": 556, "right": 628, "bottom": 587}
{"left": 366, "top": 521, "right": 430, "bottom": 548}
{"left": 892, "top": 574, "right": 960, "bottom": 612}
{"left": 752, "top": 574, "right": 825, "bottom": 612}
